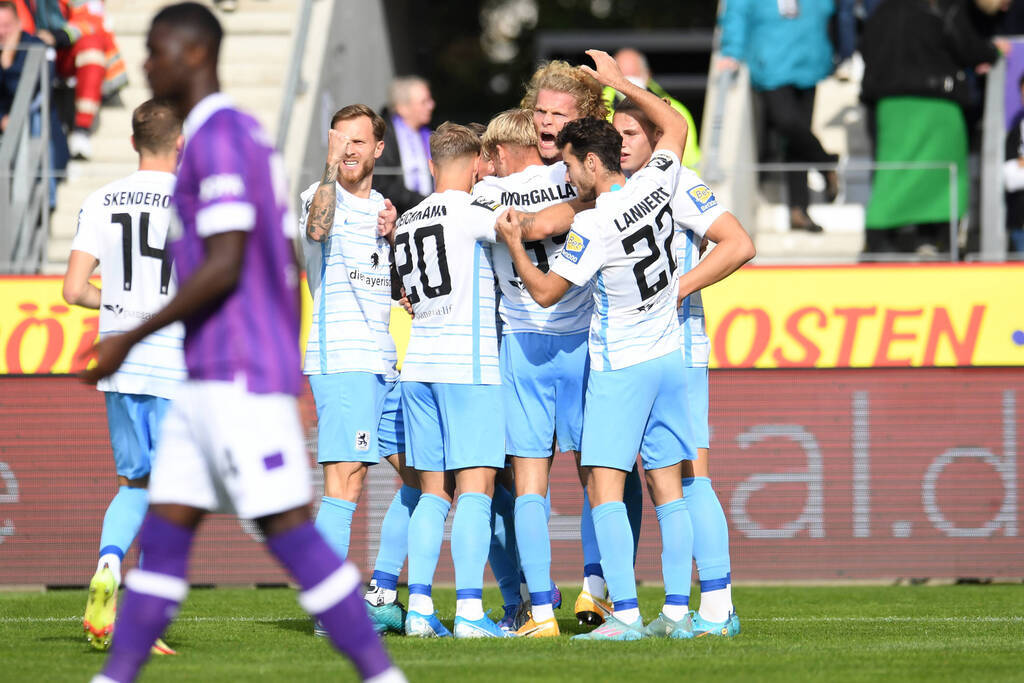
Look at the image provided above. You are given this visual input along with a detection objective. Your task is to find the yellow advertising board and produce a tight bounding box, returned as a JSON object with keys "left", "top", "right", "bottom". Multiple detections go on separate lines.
{"left": 1, "top": 264, "right": 1021, "bottom": 374}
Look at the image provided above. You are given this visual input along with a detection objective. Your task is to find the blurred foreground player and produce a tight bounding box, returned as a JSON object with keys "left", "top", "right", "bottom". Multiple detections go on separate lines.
{"left": 82, "top": 4, "right": 402, "bottom": 681}
{"left": 63, "top": 99, "right": 185, "bottom": 655}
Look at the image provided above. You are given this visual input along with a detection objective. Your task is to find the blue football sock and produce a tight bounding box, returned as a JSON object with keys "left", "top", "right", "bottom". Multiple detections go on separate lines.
{"left": 489, "top": 483, "right": 521, "bottom": 606}
{"left": 314, "top": 496, "right": 357, "bottom": 561}
{"left": 372, "top": 485, "right": 420, "bottom": 579}
{"left": 655, "top": 497, "right": 693, "bottom": 603}
{"left": 514, "top": 493, "right": 551, "bottom": 606}
{"left": 624, "top": 467, "right": 644, "bottom": 563}
{"left": 451, "top": 493, "right": 492, "bottom": 596}
{"left": 99, "top": 486, "right": 148, "bottom": 561}
{"left": 407, "top": 493, "right": 451, "bottom": 592}
{"left": 683, "top": 477, "right": 732, "bottom": 584}
{"left": 592, "top": 501, "right": 638, "bottom": 610}
{"left": 580, "top": 487, "right": 601, "bottom": 572}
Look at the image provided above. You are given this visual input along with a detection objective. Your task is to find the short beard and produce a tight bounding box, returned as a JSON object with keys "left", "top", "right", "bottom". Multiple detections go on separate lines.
{"left": 339, "top": 159, "right": 374, "bottom": 186}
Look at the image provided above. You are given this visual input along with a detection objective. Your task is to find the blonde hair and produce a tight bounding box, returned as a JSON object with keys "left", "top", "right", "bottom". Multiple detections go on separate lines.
{"left": 520, "top": 60, "right": 608, "bottom": 120}
{"left": 481, "top": 109, "right": 538, "bottom": 157}
{"left": 429, "top": 121, "right": 481, "bottom": 163}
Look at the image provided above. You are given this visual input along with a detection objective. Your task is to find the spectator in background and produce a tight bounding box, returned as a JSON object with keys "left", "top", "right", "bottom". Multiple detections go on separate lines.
{"left": 860, "top": 0, "right": 1004, "bottom": 254}
{"left": 21, "top": 0, "right": 127, "bottom": 160}
{"left": 372, "top": 75, "right": 434, "bottom": 213}
{"left": 601, "top": 47, "right": 701, "bottom": 169}
{"left": 0, "top": 0, "right": 68, "bottom": 207}
{"left": 718, "top": 0, "right": 839, "bottom": 233}
{"left": 1003, "top": 73, "right": 1024, "bottom": 254}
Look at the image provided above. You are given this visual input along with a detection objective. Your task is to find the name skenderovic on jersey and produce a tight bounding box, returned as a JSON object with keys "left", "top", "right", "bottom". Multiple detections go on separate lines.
{"left": 474, "top": 161, "right": 591, "bottom": 335}
{"left": 71, "top": 170, "right": 185, "bottom": 399}
{"left": 550, "top": 150, "right": 683, "bottom": 371}
{"left": 672, "top": 168, "right": 726, "bottom": 368}
{"left": 395, "top": 190, "right": 501, "bottom": 384}
{"left": 299, "top": 182, "right": 398, "bottom": 379}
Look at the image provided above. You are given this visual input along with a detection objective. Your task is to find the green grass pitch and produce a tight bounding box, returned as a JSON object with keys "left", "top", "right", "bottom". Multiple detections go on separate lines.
{"left": 2, "top": 584, "right": 1022, "bottom": 681}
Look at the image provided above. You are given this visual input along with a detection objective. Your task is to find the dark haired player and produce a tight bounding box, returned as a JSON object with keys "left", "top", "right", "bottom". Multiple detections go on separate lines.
{"left": 83, "top": 4, "right": 402, "bottom": 681}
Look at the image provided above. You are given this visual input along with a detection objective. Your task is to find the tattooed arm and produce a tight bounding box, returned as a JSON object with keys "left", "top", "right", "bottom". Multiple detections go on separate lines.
{"left": 306, "top": 129, "right": 345, "bottom": 242}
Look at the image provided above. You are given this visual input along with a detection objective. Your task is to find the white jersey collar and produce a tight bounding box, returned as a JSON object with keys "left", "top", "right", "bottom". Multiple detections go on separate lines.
{"left": 182, "top": 92, "right": 234, "bottom": 142}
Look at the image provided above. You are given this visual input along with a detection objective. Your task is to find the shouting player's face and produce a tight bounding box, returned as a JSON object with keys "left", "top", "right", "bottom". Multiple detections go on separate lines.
{"left": 562, "top": 144, "right": 597, "bottom": 203}
{"left": 613, "top": 111, "right": 656, "bottom": 176}
{"left": 333, "top": 115, "right": 384, "bottom": 186}
{"left": 534, "top": 89, "right": 580, "bottom": 162}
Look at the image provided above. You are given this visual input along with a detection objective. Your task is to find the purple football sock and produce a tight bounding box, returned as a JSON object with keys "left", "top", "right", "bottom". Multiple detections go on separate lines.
{"left": 267, "top": 521, "right": 392, "bottom": 680}
{"left": 100, "top": 514, "right": 194, "bottom": 683}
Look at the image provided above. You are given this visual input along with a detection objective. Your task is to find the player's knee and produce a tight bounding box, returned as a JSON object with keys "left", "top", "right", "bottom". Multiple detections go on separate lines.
{"left": 646, "top": 466, "right": 684, "bottom": 506}
{"left": 322, "top": 462, "right": 368, "bottom": 500}
{"left": 119, "top": 474, "right": 149, "bottom": 489}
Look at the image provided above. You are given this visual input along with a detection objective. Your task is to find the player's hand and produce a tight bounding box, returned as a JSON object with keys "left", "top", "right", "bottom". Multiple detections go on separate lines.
{"left": 580, "top": 49, "right": 627, "bottom": 90}
{"left": 326, "top": 128, "right": 346, "bottom": 169}
{"left": 79, "top": 333, "right": 135, "bottom": 385}
{"left": 398, "top": 288, "right": 414, "bottom": 317}
{"left": 495, "top": 208, "right": 522, "bottom": 245}
{"left": 699, "top": 237, "right": 710, "bottom": 258}
{"left": 377, "top": 199, "right": 397, "bottom": 239}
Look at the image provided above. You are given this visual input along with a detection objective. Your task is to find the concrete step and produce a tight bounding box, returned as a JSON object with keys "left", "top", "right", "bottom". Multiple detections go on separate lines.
{"left": 752, "top": 202, "right": 864, "bottom": 264}
{"left": 108, "top": 8, "right": 298, "bottom": 36}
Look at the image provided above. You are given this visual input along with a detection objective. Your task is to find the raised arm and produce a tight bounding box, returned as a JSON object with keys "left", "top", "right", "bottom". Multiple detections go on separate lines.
{"left": 580, "top": 49, "right": 686, "bottom": 160}
{"left": 306, "top": 129, "right": 345, "bottom": 242}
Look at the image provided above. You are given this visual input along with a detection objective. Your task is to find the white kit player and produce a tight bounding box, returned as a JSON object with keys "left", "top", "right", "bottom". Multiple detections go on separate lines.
{"left": 298, "top": 103, "right": 416, "bottom": 637}
{"left": 396, "top": 123, "right": 509, "bottom": 639}
{"left": 63, "top": 99, "right": 185, "bottom": 655}
{"left": 613, "top": 97, "right": 754, "bottom": 637}
{"left": 496, "top": 49, "right": 697, "bottom": 641}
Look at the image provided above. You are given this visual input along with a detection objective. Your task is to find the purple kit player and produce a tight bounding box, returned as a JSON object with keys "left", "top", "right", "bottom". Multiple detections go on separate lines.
{"left": 82, "top": 4, "right": 403, "bottom": 682}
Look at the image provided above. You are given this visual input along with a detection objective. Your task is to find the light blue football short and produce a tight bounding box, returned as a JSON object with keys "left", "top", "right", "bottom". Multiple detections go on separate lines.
{"left": 309, "top": 372, "right": 404, "bottom": 465}
{"left": 684, "top": 366, "right": 710, "bottom": 450}
{"left": 105, "top": 391, "right": 171, "bottom": 480}
{"left": 580, "top": 351, "right": 696, "bottom": 472}
{"left": 500, "top": 331, "right": 588, "bottom": 457}
{"left": 402, "top": 381, "right": 506, "bottom": 472}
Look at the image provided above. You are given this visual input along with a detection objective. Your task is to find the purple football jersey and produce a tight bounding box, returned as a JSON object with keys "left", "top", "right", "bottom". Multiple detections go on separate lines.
{"left": 170, "top": 93, "right": 301, "bottom": 395}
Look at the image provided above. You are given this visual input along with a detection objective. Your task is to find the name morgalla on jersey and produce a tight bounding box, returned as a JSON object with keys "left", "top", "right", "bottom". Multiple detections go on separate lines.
{"left": 671, "top": 167, "right": 726, "bottom": 369}
{"left": 473, "top": 161, "right": 591, "bottom": 336}
{"left": 550, "top": 149, "right": 683, "bottom": 371}
{"left": 71, "top": 170, "right": 185, "bottom": 399}
{"left": 298, "top": 182, "right": 397, "bottom": 379}
{"left": 394, "top": 190, "right": 502, "bottom": 384}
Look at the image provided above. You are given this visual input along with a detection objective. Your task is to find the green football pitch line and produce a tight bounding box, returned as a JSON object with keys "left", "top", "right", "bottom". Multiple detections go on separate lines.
{"left": 1, "top": 585, "right": 1022, "bottom": 681}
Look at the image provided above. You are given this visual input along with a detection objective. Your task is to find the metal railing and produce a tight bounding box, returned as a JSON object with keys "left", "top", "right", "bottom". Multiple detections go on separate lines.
{"left": 0, "top": 45, "right": 50, "bottom": 273}
{"left": 275, "top": 0, "right": 316, "bottom": 152}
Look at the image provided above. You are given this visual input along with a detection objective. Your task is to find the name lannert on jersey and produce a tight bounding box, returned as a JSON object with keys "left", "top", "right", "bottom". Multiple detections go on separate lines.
{"left": 349, "top": 268, "right": 390, "bottom": 289}
{"left": 397, "top": 203, "right": 447, "bottom": 227}
{"left": 102, "top": 190, "right": 172, "bottom": 208}
{"left": 500, "top": 183, "right": 575, "bottom": 207}
{"left": 612, "top": 187, "right": 672, "bottom": 232}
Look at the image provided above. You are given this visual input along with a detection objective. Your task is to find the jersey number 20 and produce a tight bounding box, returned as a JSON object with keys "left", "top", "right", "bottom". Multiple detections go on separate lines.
{"left": 394, "top": 224, "right": 453, "bottom": 304}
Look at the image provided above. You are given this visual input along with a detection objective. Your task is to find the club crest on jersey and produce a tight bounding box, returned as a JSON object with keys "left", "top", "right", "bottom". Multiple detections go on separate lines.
{"left": 355, "top": 431, "right": 370, "bottom": 451}
{"left": 560, "top": 230, "right": 589, "bottom": 264}
{"left": 646, "top": 154, "right": 674, "bottom": 172}
{"left": 687, "top": 184, "right": 717, "bottom": 213}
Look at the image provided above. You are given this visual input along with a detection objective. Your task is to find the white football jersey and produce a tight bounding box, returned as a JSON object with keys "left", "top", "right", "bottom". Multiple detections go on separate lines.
{"left": 671, "top": 168, "right": 727, "bottom": 368}
{"left": 70, "top": 170, "right": 185, "bottom": 398}
{"left": 299, "top": 182, "right": 397, "bottom": 380}
{"left": 550, "top": 150, "right": 682, "bottom": 371}
{"left": 474, "top": 161, "right": 592, "bottom": 335}
{"left": 394, "top": 190, "right": 501, "bottom": 384}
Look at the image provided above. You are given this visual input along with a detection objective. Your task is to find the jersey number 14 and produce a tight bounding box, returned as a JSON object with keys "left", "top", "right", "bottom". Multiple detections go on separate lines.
{"left": 112, "top": 212, "right": 173, "bottom": 295}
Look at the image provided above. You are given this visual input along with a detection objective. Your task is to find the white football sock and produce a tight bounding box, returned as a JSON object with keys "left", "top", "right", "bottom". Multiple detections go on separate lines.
{"left": 456, "top": 597, "right": 484, "bottom": 620}
{"left": 582, "top": 574, "right": 606, "bottom": 598}
{"left": 613, "top": 606, "right": 640, "bottom": 624}
{"left": 698, "top": 585, "right": 733, "bottom": 623}
{"left": 97, "top": 554, "right": 122, "bottom": 586}
{"left": 531, "top": 602, "right": 554, "bottom": 622}
{"left": 408, "top": 593, "right": 433, "bottom": 615}
{"left": 662, "top": 603, "right": 689, "bottom": 622}
{"left": 365, "top": 666, "right": 408, "bottom": 683}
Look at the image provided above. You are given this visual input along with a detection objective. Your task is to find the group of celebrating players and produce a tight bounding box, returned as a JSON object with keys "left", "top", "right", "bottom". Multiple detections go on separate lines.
{"left": 64, "top": 3, "right": 754, "bottom": 681}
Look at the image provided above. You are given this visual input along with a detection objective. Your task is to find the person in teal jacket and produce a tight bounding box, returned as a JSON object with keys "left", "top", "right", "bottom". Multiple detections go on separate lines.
{"left": 718, "top": 0, "right": 839, "bottom": 232}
